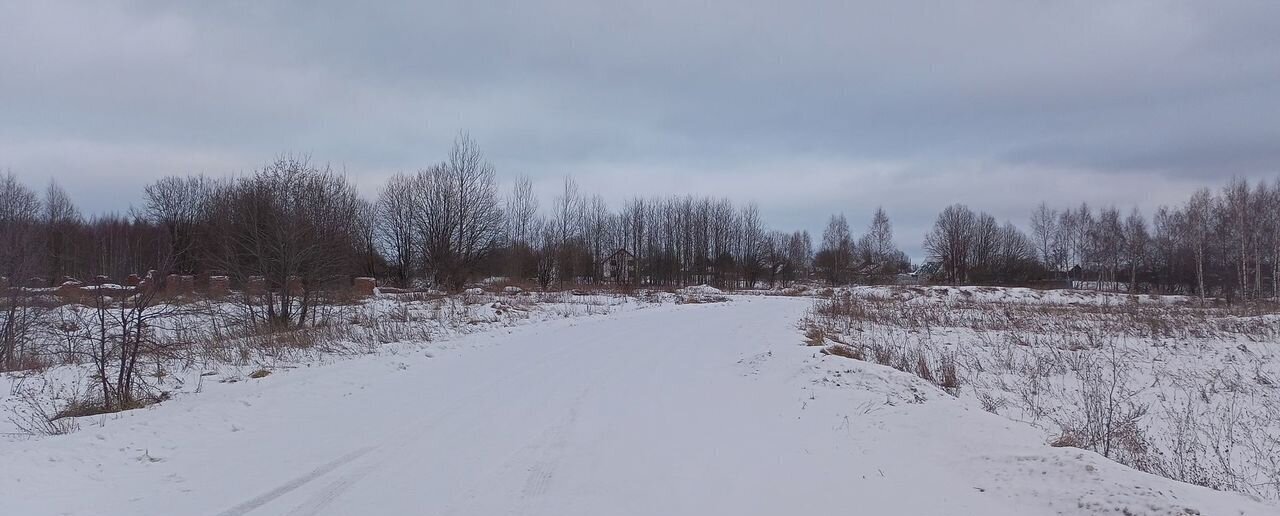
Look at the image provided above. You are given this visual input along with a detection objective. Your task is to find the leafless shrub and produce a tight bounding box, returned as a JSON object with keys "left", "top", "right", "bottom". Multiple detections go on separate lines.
{"left": 804, "top": 327, "right": 825, "bottom": 346}
{"left": 1148, "top": 393, "right": 1222, "bottom": 490}
{"left": 808, "top": 325, "right": 961, "bottom": 395}
{"left": 937, "top": 353, "right": 960, "bottom": 391}
{"left": 976, "top": 390, "right": 1006, "bottom": 414}
{"left": 6, "top": 376, "right": 84, "bottom": 436}
{"left": 914, "top": 354, "right": 934, "bottom": 383}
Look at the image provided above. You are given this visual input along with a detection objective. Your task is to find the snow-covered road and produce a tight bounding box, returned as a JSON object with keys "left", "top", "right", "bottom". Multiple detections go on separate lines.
{"left": 4, "top": 297, "right": 1274, "bottom": 515}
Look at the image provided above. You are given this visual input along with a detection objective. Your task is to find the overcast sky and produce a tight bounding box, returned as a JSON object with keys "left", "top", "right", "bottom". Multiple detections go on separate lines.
{"left": 2, "top": 1, "right": 1278, "bottom": 258}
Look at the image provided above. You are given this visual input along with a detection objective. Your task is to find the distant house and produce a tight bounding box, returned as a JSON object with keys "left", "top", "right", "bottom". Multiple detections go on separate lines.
{"left": 914, "top": 262, "right": 942, "bottom": 282}
{"left": 602, "top": 248, "right": 636, "bottom": 284}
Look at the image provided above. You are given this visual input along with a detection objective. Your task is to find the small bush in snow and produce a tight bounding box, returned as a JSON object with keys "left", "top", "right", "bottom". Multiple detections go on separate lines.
{"left": 804, "top": 327, "right": 825, "bottom": 346}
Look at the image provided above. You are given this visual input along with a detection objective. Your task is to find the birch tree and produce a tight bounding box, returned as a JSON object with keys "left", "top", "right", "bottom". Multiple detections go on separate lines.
{"left": 817, "top": 214, "right": 853, "bottom": 285}
{"left": 1186, "top": 188, "right": 1213, "bottom": 302}
{"left": 1031, "top": 202, "right": 1059, "bottom": 272}
{"left": 1122, "top": 208, "right": 1149, "bottom": 293}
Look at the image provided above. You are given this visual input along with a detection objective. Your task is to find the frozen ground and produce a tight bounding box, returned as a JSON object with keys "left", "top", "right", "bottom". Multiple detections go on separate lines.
{"left": 808, "top": 286, "right": 1280, "bottom": 501}
{"left": 3, "top": 296, "right": 1276, "bottom": 515}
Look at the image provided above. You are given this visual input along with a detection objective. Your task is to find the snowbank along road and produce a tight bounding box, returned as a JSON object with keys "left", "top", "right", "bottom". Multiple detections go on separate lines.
{"left": 3, "top": 296, "right": 1274, "bottom": 515}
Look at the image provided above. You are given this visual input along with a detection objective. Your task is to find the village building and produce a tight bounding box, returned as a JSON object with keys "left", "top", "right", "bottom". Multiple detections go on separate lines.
{"left": 601, "top": 248, "right": 636, "bottom": 284}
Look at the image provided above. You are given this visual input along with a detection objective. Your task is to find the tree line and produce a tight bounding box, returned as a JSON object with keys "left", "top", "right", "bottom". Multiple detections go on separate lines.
{"left": 921, "top": 177, "right": 1280, "bottom": 301}
{"left": 2, "top": 133, "right": 1277, "bottom": 308}
{"left": 0, "top": 135, "right": 836, "bottom": 302}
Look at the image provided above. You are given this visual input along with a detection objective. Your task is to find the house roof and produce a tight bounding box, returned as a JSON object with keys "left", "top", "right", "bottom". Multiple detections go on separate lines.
{"left": 605, "top": 248, "right": 634, "bottom": 260}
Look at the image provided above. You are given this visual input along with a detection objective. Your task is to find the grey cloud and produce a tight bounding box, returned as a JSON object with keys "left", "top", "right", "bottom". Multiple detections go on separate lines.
{"left": 2, "top": 1, "right": 1278, "bottom": 258}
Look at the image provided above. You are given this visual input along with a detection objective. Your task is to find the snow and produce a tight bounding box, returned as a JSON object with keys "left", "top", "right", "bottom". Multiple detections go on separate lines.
{"left": 2, "top": 296, "right": 1275, "bottom": 515}
{"left": 841, "top": 284, "right": 1202, "bottom": 306}
{"left": 809, "top": 286, "right": 1280, "bottom": 500}
{"left": 675, "top": 284, "right": 723, "bottom": 295}
{"left": 673, "top": 284, "right": 729, "bottom": 303}
{"left": 0, "top": 291, "right": 641, "bottom": 437}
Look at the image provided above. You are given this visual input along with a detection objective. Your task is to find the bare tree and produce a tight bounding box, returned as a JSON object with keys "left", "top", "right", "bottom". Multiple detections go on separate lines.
{"left": 620, "top": 197, "right": 648, "bottom": 283}
{"left": 863, "top": 207, "right": 901, "bottom": 276}
{"left": 504, "top": 175, "right": 539, "bottom": 247}
{"left": 787, "top": 230, "right": 813, "bottom": 280}
{"left": 552, "top": 176, "right": 584, "bottom": 284}
{"left": 817, "top": 214, "right": 853, "bottom": 285}
{"left": 376, "top": 172, "right": 418, "bottom": 287}
{"left": 353, "top": 198, "right": 379, "bottom": 277}
{"left": 969, "top": 212, "right": 999, "bottom": 279}
{"left": 446, "top": 135, "right": 503, "bottom": 290}
{"left": 43, "top": 180, "right": 83, "bottom": 283}
{"left": 707, "top": 198, "right": 735, "bottom": 286}
{"left": 1122, "top": 208, "right": 1149, "bottom": 293}
{"left": 143, "top": 175, "right": 209, "bottom": 274}
{"left": 1072, "top": 203, "right": 1095, "bottom": 280}
{"left": 533, "top": 217, "right": 558, "bottom": 290}
{"left": 502, "top": 175, "right": 540, "bottom": 281}
{"left": 1250, "top": 180, "right": 1272, "bottom": 296}
{"left": 1186, "top": 188, "right": 1213, "bottom": 302}
{"left": 995, "top": 221, "right": 1037, "bottom": 280}
{"left": 1057, "top": 209, "right": 1079, "bottom": 277}
{"left": 1150, "top": 206, "right": 1186, "bottom": 295}
{"left": 1222, "top": 178, "right": 1254, "bottom": 298}
{"left": 211, "top": 156, "right": 362, "bottom": 328}
{"left": 0, "top": 173, "right": 43, "bottom": 370}
{"left": 415, "top": 134, "right": 503, "bottom": 291}
{"left": 60, "top": 260, "right": 184, "bottom": 412}
{"left": 1268, "top": 178, "right": 1280, "bottom": 298}
{"left": 736, "top": 203, "right": 765, "bottom": 288}
{"left": 1031, "top": 202, "right": 1059, "bottom": 272}
{"left": 1094, "top": 207, "right": 1123, "bottom": 291}
{"left": 924, "top": 204, "right": 976, "bottom": 284}
{"left": 583, "top": 195, "right": 612, "bottom": 282}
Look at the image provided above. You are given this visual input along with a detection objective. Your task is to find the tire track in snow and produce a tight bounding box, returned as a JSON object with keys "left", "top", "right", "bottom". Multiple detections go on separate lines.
{"left": 213, "top": 446, "right": 376, "bottom": 516}
{"left": 502, "top": 325, "right": 681, "bottom": 514}
{"left": 438, "top": 336, "right": 655, "bottom": 516}
{"left": 243, "top": 328, "right": 594, "bottom": 516}
{"left": 518, "top": 389, "right": 583, "bottom": 499}
{"left": 216, "top": 303, "right": 763, "bottom": 516}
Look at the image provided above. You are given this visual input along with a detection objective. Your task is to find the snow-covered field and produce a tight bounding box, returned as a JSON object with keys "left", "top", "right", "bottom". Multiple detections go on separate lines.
{"left": 1, "top": 290, "right": 653, "bottom": 437}
{"left": 3, "top": 292, "right": 1277, "bottom": 515}
{"left": 807, "top": 286, "right": 1280, "bottom": 502}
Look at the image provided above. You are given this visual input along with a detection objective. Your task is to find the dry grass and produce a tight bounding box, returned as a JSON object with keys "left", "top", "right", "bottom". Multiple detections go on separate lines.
{"left": 821, "top": 344, "right": 863, "bottom": 360}
{"left": 6, "top": 289, "right": 647, "bottom": 436}
{"left": 807, "top": 325, "right": 962, "bottom": 395}
{"left": 813, "top": 288, "right": 1279, "bottom": 342}
{"left": 804, "top": 327, "right": 825, "bottom": 346}
{"left": 803, "top": 287, "right": 1280, "bottom": 500}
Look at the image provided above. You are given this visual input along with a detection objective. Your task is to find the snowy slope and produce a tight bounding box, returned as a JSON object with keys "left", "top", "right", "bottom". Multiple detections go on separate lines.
{"left": 2, "top": 297, "right": 1273, "bottom": 515}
